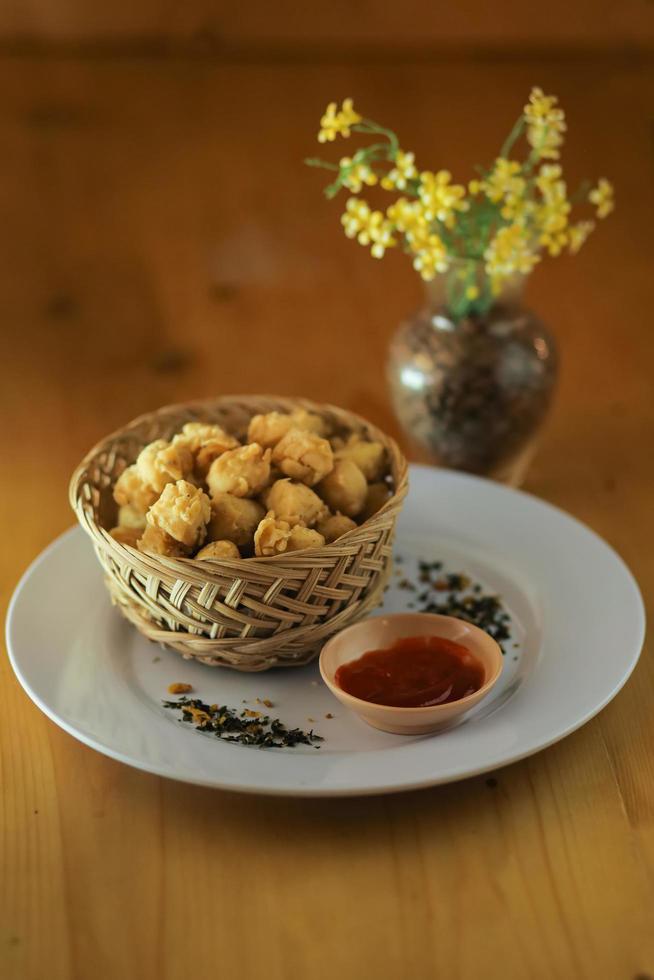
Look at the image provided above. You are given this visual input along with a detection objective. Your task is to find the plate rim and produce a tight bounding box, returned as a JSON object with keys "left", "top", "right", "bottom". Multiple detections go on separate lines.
{"left": 5, "top": 467, "right": 647, "bottom": 797}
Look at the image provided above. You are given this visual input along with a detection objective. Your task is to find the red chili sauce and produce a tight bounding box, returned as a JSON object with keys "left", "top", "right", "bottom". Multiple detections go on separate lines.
{"left": 335, "top": 634, "right": 485, "bottom": 708}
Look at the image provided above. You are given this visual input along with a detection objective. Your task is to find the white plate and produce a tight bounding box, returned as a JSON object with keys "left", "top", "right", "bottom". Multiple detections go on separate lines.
{"left": 5, "top": 467, "right": 645, "bottom": 797}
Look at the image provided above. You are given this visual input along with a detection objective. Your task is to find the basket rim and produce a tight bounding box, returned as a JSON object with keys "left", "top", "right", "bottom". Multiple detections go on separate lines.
{"left": 69, "top": 394, "right": 409, "bottom": 567}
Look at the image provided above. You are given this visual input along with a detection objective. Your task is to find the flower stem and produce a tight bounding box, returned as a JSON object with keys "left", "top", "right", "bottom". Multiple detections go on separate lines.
{"left": 353, "top": 120, "right": 400, "bottom": 156}
{"left": 305, "top": 157, "right": 340, "bottom": 171}
{"left": 499, "top": 116, "right": 525, "bottom": 160}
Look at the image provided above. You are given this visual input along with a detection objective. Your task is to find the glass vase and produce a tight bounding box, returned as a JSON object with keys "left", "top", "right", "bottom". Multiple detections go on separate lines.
{"left": 387, "top": 262, "right": 558, "bottom": 486}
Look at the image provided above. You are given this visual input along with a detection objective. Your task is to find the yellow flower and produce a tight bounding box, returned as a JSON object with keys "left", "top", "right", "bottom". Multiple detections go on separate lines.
{"left": 341, "top": 197, "right": 396, "bottom": 257}
{"left": 341, "top": 197, "right": 372, "bottom": 239}
{"left": 474, "top": 157, "right": 529, "bottom": 220}
{"left": 524, "top": 87, "right": 566, "bottom": 160}
{"left": 535, "top": 163, "right": 562, "bottom": 188}
{"left": 540, "top": 229, "right": 568, "bottom": 257}
{"left": 339, "top": 98, "right": 361, "bottom": 128}
{"left": 381, "top": 150, "right": 418, "bottom": 191}
{"left": 485, "top": 158, "right": 526, "bottom": 204}
{"left": 418, "top": 170, "right": 468, "bottom": 228}
{"left": 339, "top": 157, "right": 378, "bottom": 193}
{"left": 534, "top": 168, "right": 571, "bottom": 255}
{"left": 412, "top": 237, "right": 450, "bottom": 281}
{"left": 315, "top": 92, "right": 610, "bottom": 284}
{"left": 386, "top": 198, "right": 451, "bottom": 278}
{"left": 589, "top": 178, "right": 614, "bottom": 219}
{"left": 466, "top": 285, "right": 480, "bottom": 301}
{"left": 503, "top": 197, "right": 536, "bottom": 223}
{"left": 318, "top": 98, "right": 362, "bottom": 143}
{"left": 369, "top": 218, "right": 397, "bottom": 258}
{"left": 568, "top": 220, "right": 595, "bottom": 254}
{"left": 318, "top": 102, "right": 340, "bottom": 143}
{"left": 485, "top": 224, "right": 540, "bottom": 284}
{"left": 396, "top": 215, "right": 450, "bottom": 280}
{"left": 386, "top": 197, "right": 428, "bottom": 237}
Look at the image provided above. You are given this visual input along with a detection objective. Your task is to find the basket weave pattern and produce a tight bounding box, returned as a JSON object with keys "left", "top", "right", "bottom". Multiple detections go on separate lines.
{"left": 69, "top": 396, "right": 408, "bottom": 671}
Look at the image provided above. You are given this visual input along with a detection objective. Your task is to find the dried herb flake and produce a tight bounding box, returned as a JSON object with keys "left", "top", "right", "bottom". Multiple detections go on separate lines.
{"left": 162, "top": 697, "right": 324, "bottom": 749}
{"left": 395, "top": 556, "right": 512, "bottom": 653}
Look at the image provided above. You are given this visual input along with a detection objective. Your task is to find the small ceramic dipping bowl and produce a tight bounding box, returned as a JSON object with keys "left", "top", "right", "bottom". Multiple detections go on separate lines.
{"left": 319, "top": 612, "right": 503, "bottom": 735}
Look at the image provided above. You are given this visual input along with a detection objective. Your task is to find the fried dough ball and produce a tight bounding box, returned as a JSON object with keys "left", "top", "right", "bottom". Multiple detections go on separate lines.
{"left": 117, "top": 504, "right": 147, "bottom": 530}
{"left": 316, "top": 459, "right": 367, "bottom": 518}
{"left": 195, "top": 540, "right": 241, "bottom": 560}
{"left": 254, "top": 511, "right": 292, "bottom": 557}
{"left": 293, "top": 408, "right": 330, "bottom": 436}
{"left": 173, "top": 422, "right": 240, "bottom": 478}
{"left": 174, "top": 421, "right": 238, "bottom": 456}
{"left": 207, "top": 494, "right": 265, "bottom": 548}
{"left": 113, "top": 465, "right": 160, "bottom": 515}
{"left": 146, "top": 480, "right": 211, "bottom": 550}
{"left": 109, "top": 525, "right": 141, "bottom": 548}
{"left": 285, "top": 526, "right": 325, "bottom": 552}
{"left": 317, "top": 512, "right": 358, "bottom": 543}
{"left": 335, "top": 436, "right": 387, "bottom": 482}
{"left": 206, "top": 443, "right": 271, "bottom": 499}
{"left": 136, "top": 439, "right": 194, "bottom": 494}
{"left": 247, "top": 409, "right": 328, "bottom": 448}
{"left": 360, "top": 481, "right": 392, "bottom": 522}
{"left": 137, "top": 523, "right": 189, "bottom": 558}
{"left": 263, "top": 479, "right": 328, "bottom": 528}
{"left": 272, "top": 429, "right": 334, "bottom": 486}
{"left": 246, "top": 411, "right": 296, "bottom": 448}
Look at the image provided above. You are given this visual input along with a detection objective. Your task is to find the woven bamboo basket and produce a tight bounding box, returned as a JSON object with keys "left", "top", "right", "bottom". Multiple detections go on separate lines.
{"left": 69, "top": 395, "right": 408, "bottom": 671}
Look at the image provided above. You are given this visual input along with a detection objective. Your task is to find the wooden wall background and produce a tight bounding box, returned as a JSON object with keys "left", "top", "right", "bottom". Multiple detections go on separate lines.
{"left": 0, "top": 0, "right": 652, "bottom": 51}
{"left": 2, "top": 4, "right": 654, "bottom": 980}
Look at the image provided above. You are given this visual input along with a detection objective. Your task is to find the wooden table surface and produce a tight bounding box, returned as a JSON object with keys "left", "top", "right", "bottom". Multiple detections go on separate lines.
{"left": 1, "top": 53, "right": 653, "bottom": 980}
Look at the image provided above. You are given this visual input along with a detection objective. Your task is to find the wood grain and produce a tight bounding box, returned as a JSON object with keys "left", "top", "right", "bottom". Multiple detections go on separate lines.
{"left": 1, "top": 56, "right": 653, "bottom": 980}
